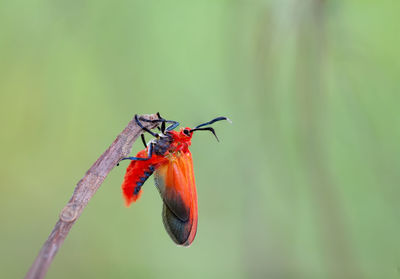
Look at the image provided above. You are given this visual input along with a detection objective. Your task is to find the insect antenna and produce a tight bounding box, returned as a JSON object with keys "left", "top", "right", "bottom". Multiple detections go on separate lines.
{"left": 190, "top": 127, "right": 219, "bottom": 142}
{"left": 190, "top": 116, "right": 231, "bottom": 142}
{"left": 194, "top": 116, "right": 231, "bottom": 129}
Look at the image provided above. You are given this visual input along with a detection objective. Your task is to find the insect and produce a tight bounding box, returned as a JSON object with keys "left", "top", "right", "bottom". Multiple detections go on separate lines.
{"left": 119, "top": 113, "right": 230, "bottom": 246}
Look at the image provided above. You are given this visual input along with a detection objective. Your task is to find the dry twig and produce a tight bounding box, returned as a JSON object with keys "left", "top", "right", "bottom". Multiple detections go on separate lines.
{"left": 25, "top": 113, "right": 159, "bottom": 279}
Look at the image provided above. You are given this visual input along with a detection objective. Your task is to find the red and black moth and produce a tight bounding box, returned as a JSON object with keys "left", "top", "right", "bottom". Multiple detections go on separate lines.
{"left": 118, "top": 113, "right": 230, "bottom": 246}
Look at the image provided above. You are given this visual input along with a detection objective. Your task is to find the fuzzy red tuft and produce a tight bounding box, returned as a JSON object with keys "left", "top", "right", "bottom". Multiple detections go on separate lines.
{"left": 122, "top": 160, "right": 143, "bottom": 206}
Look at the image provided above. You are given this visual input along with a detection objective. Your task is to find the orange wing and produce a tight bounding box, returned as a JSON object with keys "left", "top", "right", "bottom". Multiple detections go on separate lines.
{"left": 154, "top": 150, "right": 198, "bottom": 246}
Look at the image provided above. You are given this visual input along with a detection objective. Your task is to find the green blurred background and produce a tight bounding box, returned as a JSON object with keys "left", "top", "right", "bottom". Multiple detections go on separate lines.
{"left": 1, "top": 0, "right": 399, "bottom": 278}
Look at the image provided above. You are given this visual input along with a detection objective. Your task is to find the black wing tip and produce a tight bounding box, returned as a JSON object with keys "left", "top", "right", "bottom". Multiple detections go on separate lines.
{"left": 162, "top": 203, "right": 193, "bottom": 246}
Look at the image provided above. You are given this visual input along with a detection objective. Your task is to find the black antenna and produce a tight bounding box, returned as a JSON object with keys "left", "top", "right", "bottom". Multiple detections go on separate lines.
{"left": 194, "top": 116, "right": 231, "bottom": 129}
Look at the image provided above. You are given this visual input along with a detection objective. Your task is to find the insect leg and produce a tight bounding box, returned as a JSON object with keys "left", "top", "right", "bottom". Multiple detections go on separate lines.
{"left": 137, "top": 114, "right": 180, "bottom": 133}
{"left": 117, "top": 143, "right": 154, "bottom": 165}
{"left": 165, "top": 121, "right": 179, "bottom": 131}
{"left": 141, "top": 134, "right": 147, "bottom": 148}
{"left": 135, "top": 114, "right": 159, "bottom": 137}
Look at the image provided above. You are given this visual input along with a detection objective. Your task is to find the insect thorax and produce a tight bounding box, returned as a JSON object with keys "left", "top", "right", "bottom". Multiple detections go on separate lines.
{"left": 153, "top": 134, "right": 174, "bottom": 155}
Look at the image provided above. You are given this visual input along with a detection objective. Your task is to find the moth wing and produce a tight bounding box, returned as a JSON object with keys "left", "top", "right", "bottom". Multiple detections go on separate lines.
{"left": 154, "top": 151, "right": 198, "bottom": 246}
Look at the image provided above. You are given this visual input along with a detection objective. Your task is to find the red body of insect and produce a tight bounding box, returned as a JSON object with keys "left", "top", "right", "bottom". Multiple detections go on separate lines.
{"left": 121, "top": 116, "right": 229, "bottom": 246}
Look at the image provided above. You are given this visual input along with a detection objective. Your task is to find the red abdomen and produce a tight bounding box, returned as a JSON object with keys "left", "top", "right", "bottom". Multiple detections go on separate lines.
{"left": 122, "top": 150, "right": 166, "bottom": 206}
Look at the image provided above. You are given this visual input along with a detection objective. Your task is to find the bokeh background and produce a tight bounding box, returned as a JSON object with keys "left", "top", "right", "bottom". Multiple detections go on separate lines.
{"left": 1, "top": 0, "right": 399, "bottom": 278}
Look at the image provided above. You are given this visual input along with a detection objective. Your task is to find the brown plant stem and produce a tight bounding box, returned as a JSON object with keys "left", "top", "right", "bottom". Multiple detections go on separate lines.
{"left": 25, "top": 113, "right": 159, "bottom": 279}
